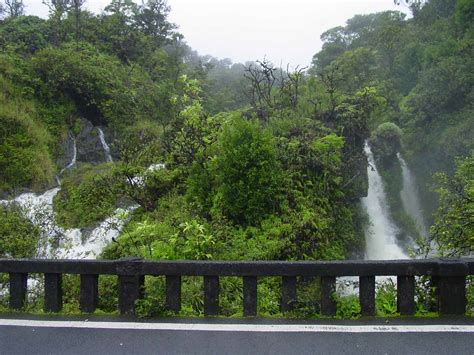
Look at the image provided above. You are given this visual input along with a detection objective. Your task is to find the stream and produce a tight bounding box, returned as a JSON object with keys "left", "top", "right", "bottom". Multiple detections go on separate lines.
{"left": 0, "top": 129, "right": 131, "bottom": 260}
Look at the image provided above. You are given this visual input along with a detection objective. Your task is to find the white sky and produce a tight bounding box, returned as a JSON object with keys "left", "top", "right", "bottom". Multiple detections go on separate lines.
{"left": 23, "top": 0, "right": 408, "bottom": 67}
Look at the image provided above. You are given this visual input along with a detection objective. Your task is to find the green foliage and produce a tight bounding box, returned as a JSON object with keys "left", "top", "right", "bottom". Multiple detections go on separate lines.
{"left": 456, "top": 0, "right": 474, "bottom": 31}
{"left": 211, "top": 116, "right": 282, "bottom": 225}
{"left": 256, "top": 277, "right": 283, "bottom": 316}
{"left": 1, "top": 0, "right": 473, "bottom": 320}
{"left": 220, "top": 216, "right": 289, "bottom": 260}
{"left": 53, "top": 163, "right": 118, "bottom": 229}
{"left": 466, "top": 276, "right": 474, "bottom": 316}
{"left": 202, "top": 60, "right": 250, "bottom": 114}
{"left": 168, "top": 94, "right": 220, "bottom": 167}
{"left": 375, "top": 280, "right": 398, "bottom": 315}
{"left": 370, "top": 122, "right": 402, "bottom": 164}
{"left": 0, "top": 75, "right": 55, "bottom": 192}
{"left": 335, "top": 295, "right": 361, "bottom": 319}
{"left": 169, "top": 220, "right": 215, "bottom": 260}
{"left": 97, "top": 275, "right": 118, "bottom": 313}
{"left": 413, "top": 276, "right": 438, "bottom": 314}
{"left": 108, "top": 163, "right": 180, "bottom": 212}
{"left": 32, "top": 42, "right": 142, "bottom": 128}
{"left": 101, "top": 194, "right": 190, "bottom": 259}
{"left": 61, "top": 274, "right": 80, "bottom": 314}
{"left": 135, "top": 277, "right": 167, "bottom": 318}
{"left": 430, "top": 152, "right": 474, "bottom": 256}
{"left": 118, "top": 120, "right": 164, "bottom": 167}
{"left": 0, "top": 16, "right": 48, "bottom": 53}
{"left": 312, "top": 0, "right": 474, "bottom": 229}
{"left": 0, "top": 203, "right": 40, "bottom": 258}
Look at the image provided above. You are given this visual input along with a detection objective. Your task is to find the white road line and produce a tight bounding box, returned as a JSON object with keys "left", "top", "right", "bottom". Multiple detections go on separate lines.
{"left": 0, "top": 319, "right": 474, "bottom": 333}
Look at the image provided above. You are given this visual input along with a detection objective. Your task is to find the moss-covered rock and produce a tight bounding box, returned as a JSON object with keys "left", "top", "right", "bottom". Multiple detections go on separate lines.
{"left": 370, "top": 122, "right": 402, "bottom": 168}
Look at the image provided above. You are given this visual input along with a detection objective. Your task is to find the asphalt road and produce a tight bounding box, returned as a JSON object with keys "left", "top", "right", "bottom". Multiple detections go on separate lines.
{"left": 1, "top": 317, "right": 474, "bottom": 355}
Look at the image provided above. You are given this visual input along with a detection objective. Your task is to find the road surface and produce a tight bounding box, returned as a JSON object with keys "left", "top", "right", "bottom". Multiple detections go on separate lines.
{"left": 1, "top": 316, "right": 474, "bottom": 354}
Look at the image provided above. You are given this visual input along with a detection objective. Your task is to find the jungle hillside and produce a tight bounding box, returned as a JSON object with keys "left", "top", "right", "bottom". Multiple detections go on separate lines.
{"left": 0, "top": 0, "right": 473, "bottom": 317}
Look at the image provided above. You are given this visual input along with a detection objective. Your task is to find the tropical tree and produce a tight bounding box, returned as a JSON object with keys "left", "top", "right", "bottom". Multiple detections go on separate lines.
{"left": 3, "top": 0, "right": 24, "bottom": 18}
{"left": 430, "top": 153, "right": 474, "bottom": 256}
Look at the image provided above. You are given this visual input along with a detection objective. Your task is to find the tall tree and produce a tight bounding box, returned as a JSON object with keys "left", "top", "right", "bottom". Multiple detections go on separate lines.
{"left": 102, "top": 0, "right": 140, "bottom": 62}
{"left": 429, "top": 153, "right": 474, "bottom": 257}
{"left": 3, "top": 0, "right": 24, "bottom": 18}
{"left": 67, "top": 0, "right": 85, "bottom": 42}
{"left": 43, "top": 0, "right": 69, "bottom": 16}
{"left": 136, "top": 0, "right": 176, "bottom": 47}
{"left": 42, "top": 0, "right": 69, "bottom": 44}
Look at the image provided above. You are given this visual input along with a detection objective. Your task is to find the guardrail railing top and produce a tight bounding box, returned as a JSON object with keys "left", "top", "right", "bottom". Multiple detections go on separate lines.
{"left": 1, "top": 258, "right": 473, "bottom": 318}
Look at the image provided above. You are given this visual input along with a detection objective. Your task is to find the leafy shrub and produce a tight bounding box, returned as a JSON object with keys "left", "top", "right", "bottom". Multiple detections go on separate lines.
{"left": 54, "top": 163, "right": 118, "bottom": 229}
{"left": 466, "top": 276, "right": 474, "bottom": 316}
{"left": 0, "top": 204, "right": 40, "bottom": 258}
{"left": 32, "top": 42, "right": 144, "bottom": 128}
{"left": 211, "top": 117, "right": 282, "bottom": 225}
{"left": 0, "top": 76, "right": 55, "bottom": 192}
{"left": 336, "top": 295, "right": 361, "bottom": 319}
{"left": 375, "top": 279, "right": 397, "bottom": 315}
{"left": 135, "top": 277, "right": 167, "bottom": 319}
{"left": 97, "top": 275, "right": 118, "bottom": 313}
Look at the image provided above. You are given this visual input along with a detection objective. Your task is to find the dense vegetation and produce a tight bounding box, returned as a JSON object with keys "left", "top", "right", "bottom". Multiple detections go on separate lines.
{"left": 311, "top": 0, "right": 474, "bottom": 244}
{"left": 0, "top": 0, "right": 472, "bottom": 317}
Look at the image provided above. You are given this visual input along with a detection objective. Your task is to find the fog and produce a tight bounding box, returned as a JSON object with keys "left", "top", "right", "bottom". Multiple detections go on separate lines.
{"left": 23, "top": 0, "right": 407, "bottom": 68}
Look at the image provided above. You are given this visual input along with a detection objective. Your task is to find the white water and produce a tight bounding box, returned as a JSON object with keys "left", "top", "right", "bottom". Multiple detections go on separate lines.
{"left": 337, "top": 145, "right": 409, "bottom": 296}
{"left": 130, "top": 163, "right": 166, "bottom": 187}
{"left": 0, "top": 187, "right": 134, "bottom": 259}
{"left": 55, "top": 132, "right": 78, "bottom": 185}
{"left": 0, "top": 131, "right": 132, "bottom": 260}
{"left": 97, "top": 128, "right": 113, "bottom": 162}
{"left": 59, "top": 132, "right": 77, "bottom": 176}
{"left": 362, "top": 145, "right": 408, "bottom": 260}
{"left": 398, "top": 154, "right": 429, "bottom": 238}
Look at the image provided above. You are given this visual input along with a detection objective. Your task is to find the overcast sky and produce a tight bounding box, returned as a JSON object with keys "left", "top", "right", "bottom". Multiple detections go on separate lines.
{"left": 22, "top": 0, "right": 408, "bottom": 67}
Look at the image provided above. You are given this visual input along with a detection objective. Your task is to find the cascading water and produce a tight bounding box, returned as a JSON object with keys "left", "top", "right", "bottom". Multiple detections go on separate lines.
{"left": 59, "top": 132, "right": 77, "bottom": 175}
{"left": 363, "top": 144, "right": 408, "bottom": 260}
{"left": 0, "top": 189, "right": 134, "bottom": 259}
{"left": 0, "top": 131, "right": 131, "bottom": 260}
{"left": 97, "top": 128, "right": 113, "bottom": 162}
{"left": 398, "top": 154, "right": 429, "bottom": 239}
{"left": 131, "top": 163, "right": 166, "bottom": 186}
{"left": 338, "top": 144, "right": 408, "bottom": 295}
{"left": 55, "top": 132, "right": 78, "bottom": 185}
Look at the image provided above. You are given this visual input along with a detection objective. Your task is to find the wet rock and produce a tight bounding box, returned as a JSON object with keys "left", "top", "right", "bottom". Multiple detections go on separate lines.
{"left": 56, "top": 132, "right": 76, "bottom": 172}
{"left": 76, "top": 118, "right": 108, "bottom": 164}
{"left": 98, "top": 126, "right": 119, "bottom": 161}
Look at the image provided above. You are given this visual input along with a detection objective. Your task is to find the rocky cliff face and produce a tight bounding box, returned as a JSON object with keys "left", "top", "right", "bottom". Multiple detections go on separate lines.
{"left": 56, "top": 118, "right": 116, "bottom": 172}
{"left": 76, "top": 119, "right": 108, "bottom": 164}
{"left": 56, "top": 132, "right": 76, "bottom": 172}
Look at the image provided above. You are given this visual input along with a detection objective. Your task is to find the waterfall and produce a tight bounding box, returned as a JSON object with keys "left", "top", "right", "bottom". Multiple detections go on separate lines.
{"left": 362, "top": 144, "right": 408, "bottom": 260}
{"left": 55, "top": 207, "right": 136, "bottom": 259}
{"left": 0, "top": 137, "right": 133, "bottom": 260}
{"left": 338, "top": 144, "right": 409, "bottom": 295}
{"left": 1, "top": 187, "right": 134, "bottom": 259}
{"left": 56, "top": 132, "right": 77, "bottom": 185}
{"left": 398, "top": 154, "right": 429, "bottom": 238}
{"left": 58, "top": 132, "right": 77, "bottom": 177}
{"left": 97, "top": 128, "right": 113, "bottom": 162}
{"left": 0, "top": 187, "right": 134, "bottom": 259}
{"left": 1, "top": 188, "right": 62, "bottom": 257}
